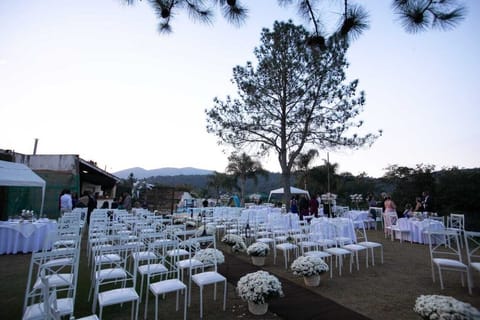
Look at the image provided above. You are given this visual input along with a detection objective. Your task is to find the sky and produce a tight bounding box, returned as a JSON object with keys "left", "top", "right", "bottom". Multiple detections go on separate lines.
{"left": 1, "top": 0, "right": 479, "bottom": 178}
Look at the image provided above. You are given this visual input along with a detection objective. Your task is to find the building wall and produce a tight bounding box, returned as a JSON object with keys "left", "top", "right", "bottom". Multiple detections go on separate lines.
{"left": 14, "top": 154, "right": 80, "bottom": 218}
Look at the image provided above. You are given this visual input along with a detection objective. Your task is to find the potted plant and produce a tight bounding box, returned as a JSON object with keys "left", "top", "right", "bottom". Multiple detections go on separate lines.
{"left": 290, "top": 255, "right": 329, "bottom": 287}
{"left": 413, "top": 295, "right": 480, "bottom": 320}
{"left": 246, "top": 242, "right": 270, "bottom": 266}
{"left": 221, "top": 234, "right": 247, "bottom": 253}
{"left": 236, "top": 270, "right": 283, "bottom": 315}
{"left": 193, "top": 248, "right": 225, "bottom": 266}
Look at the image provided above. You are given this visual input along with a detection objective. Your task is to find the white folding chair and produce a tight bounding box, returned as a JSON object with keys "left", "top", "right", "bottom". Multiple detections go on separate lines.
{"left": 464, "top": 230, "right": 480, "bottom": 288}
{"left": 189, "top": 235, "right": 227, "bottom": 319}
{"left": 447, "top": 213, "right": 465, "bottom": 247}
{"left": 356, "top": 222, "right": 384, "bottom": 266}
{"left": 95, "top": 244, "right": 140, "bottom": 320}
{"left": 324, "top": 221, "right": 353, "bottom": 277}
{"left": 148, "top": 252, "right": 187, "bottom": 320}
{"left": 427, "top": 230, "right": 471, "bottom": 294}
{"left": 23, "top": 249, "right": 79, "bottom": 320}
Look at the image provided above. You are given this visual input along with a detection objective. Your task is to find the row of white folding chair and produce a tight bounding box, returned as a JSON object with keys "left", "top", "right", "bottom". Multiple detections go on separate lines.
{"left": 138, "top": 234, "right": 226, "bottom": 319}
{"left": 23, "top": 247, "right": 80, "bottom": 320}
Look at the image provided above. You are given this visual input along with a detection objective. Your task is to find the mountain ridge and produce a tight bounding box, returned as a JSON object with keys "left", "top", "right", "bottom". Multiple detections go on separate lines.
{"left": 114, "top": 167, "right": 214, "bottom": 179}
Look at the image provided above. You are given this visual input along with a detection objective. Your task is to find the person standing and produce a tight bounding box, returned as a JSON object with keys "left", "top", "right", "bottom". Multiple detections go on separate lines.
{"left": 422, "top": 191, "right": 434, "bottom": 213}
{"left": 59, "top": 189, "right": 73, "bottom": 214}
{"left": 298, "top": 195, "right": 309, "bottom": 221}
{"left": 122, "top": 192, "right": 132, "bottom": 211}
{"left": 290, "top": 196, "right": 298, "bottom": 214}
{"left": 309, "top": 196, "right": 319, "bottom": 218}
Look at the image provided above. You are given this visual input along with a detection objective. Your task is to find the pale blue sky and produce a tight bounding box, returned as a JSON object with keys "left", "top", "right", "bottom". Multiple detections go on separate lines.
{"left": 1, "top": 0, "right": 479, "bottom": 178}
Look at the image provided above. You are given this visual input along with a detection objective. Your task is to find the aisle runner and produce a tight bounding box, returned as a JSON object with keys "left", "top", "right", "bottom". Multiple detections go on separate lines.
{"left": 219, "top": 252, "right": 371, "bottom": 320}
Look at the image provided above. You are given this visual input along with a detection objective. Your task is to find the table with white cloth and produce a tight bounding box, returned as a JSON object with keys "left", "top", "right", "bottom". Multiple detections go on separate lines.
{"left": 345, "top": 210, "right": 370, "bottom": 226}
{"left": 311, "top": 217, "right": 357, "bottom": 243}
{"left": 395, "top": 218, "right": 444, "bottom": 244}
{"left": 0, "top": 219, "right": 57, "bottom": 254}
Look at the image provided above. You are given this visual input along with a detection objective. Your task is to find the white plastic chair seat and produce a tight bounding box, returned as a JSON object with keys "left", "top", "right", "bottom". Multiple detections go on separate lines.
{"left": 23, "top": 297, "right": 73, "bottom": 320}
{"left": 191, "top": 271, "right": 226, "bottom": 286}
{"left": 325, "top": 247, "right": 353, "bottom": 276}
{"left": 167, "top": 249, "right": 190, "bottom": 257}
{"left": 472, "top": 262, "right": 480, "bottom": 272}
{"left": 275, "top": 243, "right": 298, "bottom": 269}
{"left": 150, "top": 278, "right": 187, "bottom": 294}
{"left": 94, "top": 254, "right": 121, "bottom": 264}
{"left": 33, "top": 273, "right": 73, "bottom": 290}
{"left": 176, "top": 258, "right": 203, "bottom": 270}
{"left": 276, "top": 243, "right": 297, "bottom": 250}
{"left": 433, "top": 258, "right": 468, "bottom": 269}
{"left": 96, "top": 268, "right": 127, "bottom": 281}
{"left": 98, "top": 287, "right": 139, "bottom": 307}
{"left": 133, "top": 251, "right": 157, "bottom": 261}
{"left": 343, "top": 243, "right": 368, "bottom": 270}
{"left": 358, "top": 241, "right": 384, "bottom": 266}
{"left": 76, "top": 315, "right": 99, "bottom": 320}
{"left": 138, "top": 263, "right": 168, "bottom": 275}
{"left": 256, "top": 237, "right": 274, "bottom": 243}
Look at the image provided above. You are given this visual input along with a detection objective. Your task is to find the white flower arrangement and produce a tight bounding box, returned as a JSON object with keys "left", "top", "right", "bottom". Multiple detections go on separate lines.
{"left": 193, "top": 248, "right": 225, "bottom": 265}
{"left": 291, "top": 256, "right": 329, "bottom": 277}
{"left": 179, "top": 239, "right": 200, "bottom": 252}
{"left": 237, "top": 271, "right": 284, "bottom": 304}
{"left": 247, "top": 242, "right": 270, "bottom": 257}
{"left": 414, "top": 295, "right": 480, "bottom": 320}
{"left": 195, "top": 224, "right": 216, "bottom": 236}
{"left": 221, "top": 234, "right": 247, "bottom": 252}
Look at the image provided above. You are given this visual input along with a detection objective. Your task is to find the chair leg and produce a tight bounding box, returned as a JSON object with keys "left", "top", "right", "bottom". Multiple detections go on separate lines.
{"left": 199, "top": 286, "right": 203, "bottom": 319}
{"left": 183, "top": 287, "right": 188, "bottom": 320}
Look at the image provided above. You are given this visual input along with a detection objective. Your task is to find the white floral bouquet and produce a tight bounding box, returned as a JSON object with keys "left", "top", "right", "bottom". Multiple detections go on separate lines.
{"left": 247, "top": 242, "right": 270, "bottom": 257}
{"left": 237, "top": 271, "right": 284, "bottom": 304}
{"left": 179, "top": 239, "right": 200, "bottom": 252}
{"left": 221, "top": 234, "right": 247, "bottom": 252}
{"left": 195, "top": 224, "right": 216, "bottom": 236}
{"left": 414, "top": 295, "right": 480, "bottom": 320}
{"left": 193, "top": 248, "right": 225, "bottom": 265}
{"left": 291, "top": 256, "right": 329, "bottom": 277}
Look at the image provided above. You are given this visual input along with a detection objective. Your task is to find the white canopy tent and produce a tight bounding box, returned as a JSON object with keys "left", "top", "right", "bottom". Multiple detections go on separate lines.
{"left": 268, "top": 186, "right": 310, "bottom": 201}
{"left": 0, "top": 160, "right": 46, "bottom": 214}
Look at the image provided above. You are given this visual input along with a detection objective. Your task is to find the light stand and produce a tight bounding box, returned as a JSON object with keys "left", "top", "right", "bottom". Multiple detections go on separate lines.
{"left": 244, "top": 211, "right": 251, "bottom": 243}
{"left": 201, "top": 210, "right": 207, "bottom": 236}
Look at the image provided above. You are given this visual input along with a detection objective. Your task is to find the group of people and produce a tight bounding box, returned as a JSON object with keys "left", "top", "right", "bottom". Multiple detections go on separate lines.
{"left": 365, "top": 191, "right": 434, "bottom": 220}
{"left": 59, "top": 189, "right": 133, "bottom": 223}
{"left": 290, "top": 194, "right": 321, "bottom": 220}
{"left": 402, "top": 191, "right": 434, "bottom": 218}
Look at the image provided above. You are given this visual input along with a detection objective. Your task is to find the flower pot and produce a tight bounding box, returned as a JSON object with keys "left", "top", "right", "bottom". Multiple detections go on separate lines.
{"left": 247, "top": 301, "right": 268, "bottom": 315}
{"left": 303, "top": 274, "right": 320, "bottom": 287}
{"left": 251, "top": 256, "right": 266, "bottom": 267}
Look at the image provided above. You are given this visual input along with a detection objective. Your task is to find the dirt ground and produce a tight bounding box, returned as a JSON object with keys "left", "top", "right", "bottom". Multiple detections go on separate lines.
{"left": 1, "top": 228, "right": 479, "bottom": 319}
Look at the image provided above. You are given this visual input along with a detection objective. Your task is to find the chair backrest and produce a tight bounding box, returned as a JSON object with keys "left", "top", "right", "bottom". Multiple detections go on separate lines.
{"left": 448, "top": 213, "right": 465, "bottom": 230}
{"left": 464, "top": 231, "right": 480, "bottom": 266}
{"left": 310, "top": 220, "right": 336, "bottom": 241}
{"left": 384, "top": 212, "right": 398, "bottom": 228}
{"left": 427, "top": 230, "right": 463, "bottom": 263}
{"left": 354, "top": 222, "right": 368, "bottom": 243}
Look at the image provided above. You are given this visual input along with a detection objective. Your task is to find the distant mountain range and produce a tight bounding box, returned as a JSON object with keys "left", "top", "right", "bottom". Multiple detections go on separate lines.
{"left": 113, "top": 167, "right": 214, "bottom": 179}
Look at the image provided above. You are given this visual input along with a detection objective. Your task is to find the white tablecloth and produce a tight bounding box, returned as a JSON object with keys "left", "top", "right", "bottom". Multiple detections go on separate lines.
{"left": 345, "top": 210, "right": 370, "bottom": 226}
{"left": 311, "top": 217, "right": 356, "bottom": 243}
{"left": 0, "top": 219, "right": 57, "bottom": 254}
{"left": 395, "top": 218, "right": 444, "bottom": 244}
